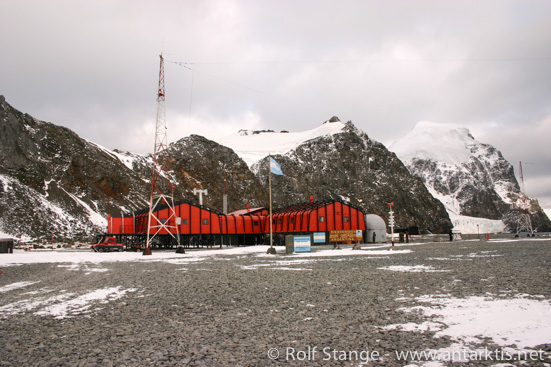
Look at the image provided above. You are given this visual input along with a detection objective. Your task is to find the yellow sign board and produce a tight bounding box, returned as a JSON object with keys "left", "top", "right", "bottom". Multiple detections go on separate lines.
{"left": 329, "top": 230, "right": 363, "bottom": 243}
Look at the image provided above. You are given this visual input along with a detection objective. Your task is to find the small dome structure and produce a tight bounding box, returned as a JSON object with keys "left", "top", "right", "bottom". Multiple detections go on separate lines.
{"left": 365, "top": 214, "right": 386, "bottom": 230}
{"left": 365, "top": 214, "right": 387, "bottom": 243}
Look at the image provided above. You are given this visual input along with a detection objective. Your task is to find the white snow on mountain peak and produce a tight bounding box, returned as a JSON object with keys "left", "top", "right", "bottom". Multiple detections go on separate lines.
{"left": 389, "top": 120, "right": 522, "bottom": 234}
{"left": 390, "top": 121, "right": 476, "bottom": 166}
{"left": 214, "top": 120, "right": 347, "bottom": 166}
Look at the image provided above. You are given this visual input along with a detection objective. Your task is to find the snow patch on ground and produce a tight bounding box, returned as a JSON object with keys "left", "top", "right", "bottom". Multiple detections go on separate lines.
{"left": 34, "top": 287, "right": 137, "bottom": 319}
{"left": 258, "top": 248, "right": 411, "bottom": 258}
{"left": 0, "top": 281, "right": 39, "bottom": 293}
{"left": 427, "top": 296, "right": 551, "bottom": 348}
{"left": 388, "top": 294, "right": 551, "bottom": 365}
{"left": 378, "top": 265, "right": 450, "bottom": 273}
{"left": 57, "top": 263, "right": 110, "bottom": 274}
{"left": 0, "top": 286, "right": 136, "bottom": 319}
{"left": 0, "top": 246, "right": 412, "bottom": 268}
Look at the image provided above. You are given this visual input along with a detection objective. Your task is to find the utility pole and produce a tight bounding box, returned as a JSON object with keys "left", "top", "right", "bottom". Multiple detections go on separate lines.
{"left": 145, "top": 54, "right": 181, "bottom": 254}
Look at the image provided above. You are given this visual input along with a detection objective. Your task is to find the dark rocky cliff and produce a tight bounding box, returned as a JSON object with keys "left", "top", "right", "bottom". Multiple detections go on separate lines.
{"left": 0, "top": 97, "right": 454, "bottom": 240}
{"left": 252, "top": 121, "right": 452, "bottom": 233}
{"left": 166, "top": 135, "right": 267, "bottom": 212}
{"left": 0, "top": 95, "right": 149, "bottom": 240}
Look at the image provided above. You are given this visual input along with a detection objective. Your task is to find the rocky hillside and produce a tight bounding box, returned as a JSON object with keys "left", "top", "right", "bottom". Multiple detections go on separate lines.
{"left": 250, "top": 120, "right": 452, "bottom": 234}
{"left": 0, "top": 95, "right": 150, "bottom": 241}
{"left": 165, "top": 135, "right": 267, "bottom": 211}
{"left": 1, "top": 96, "right": 453, "bottom": 241}
{"left": 390, "top": 121, "right": 551, "bottom": 233}
{"left": 107, "top": 136, "right": 268, "bottom": 214}
{"left": 0, "top": 96, "right": 266, "bottom": 241}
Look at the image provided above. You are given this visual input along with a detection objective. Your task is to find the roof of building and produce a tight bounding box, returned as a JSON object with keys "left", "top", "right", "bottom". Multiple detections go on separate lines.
{"left": 228, "top": 207, "right": 266, "bottom": 216}
{"left": 273, "top": 200, "right": 364, "bottom": 215}
{"left": 365, "top": 214, "right": 386, "bottom": 230}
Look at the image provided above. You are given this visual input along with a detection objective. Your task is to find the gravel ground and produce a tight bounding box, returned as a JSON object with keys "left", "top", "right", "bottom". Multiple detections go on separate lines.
{"left": 0, "top": 239, "right": 550, "bottom": 367}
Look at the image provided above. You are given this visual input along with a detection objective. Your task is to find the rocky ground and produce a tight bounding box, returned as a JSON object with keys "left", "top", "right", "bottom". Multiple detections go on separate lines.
{"left": 0, "top": 239, "right": 550, "bottom": 366}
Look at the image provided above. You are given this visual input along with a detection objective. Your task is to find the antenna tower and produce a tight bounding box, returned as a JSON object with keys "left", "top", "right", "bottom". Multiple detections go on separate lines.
{"left": 515, "top": 161, "right": 533, "bottom": 236}
{"left": 223, "top": 171, "right": 228, "bottom": 214}
{"left": 145, "top": 54, "right": 180, "bottom": 253}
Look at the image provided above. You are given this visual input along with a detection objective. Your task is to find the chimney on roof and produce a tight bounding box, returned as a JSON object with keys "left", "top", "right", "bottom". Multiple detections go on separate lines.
{"left": 309, "top": 195, "right": 314, "bottom": 204}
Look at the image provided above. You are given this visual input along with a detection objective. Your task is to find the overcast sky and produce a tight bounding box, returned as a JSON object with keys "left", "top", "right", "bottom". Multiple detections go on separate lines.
{"left": 1, "top": 0, "right": 550, "bottom": 209}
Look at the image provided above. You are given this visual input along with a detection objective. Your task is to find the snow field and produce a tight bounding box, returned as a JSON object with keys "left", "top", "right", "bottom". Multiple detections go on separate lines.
{"left": 215, "top": 120, "right": 347, "bottom": 166}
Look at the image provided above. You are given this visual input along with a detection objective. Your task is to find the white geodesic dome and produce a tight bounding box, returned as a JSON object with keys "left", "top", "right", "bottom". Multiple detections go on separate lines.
{"left": 365, "top": 214, "right": 387, "bottom": 243}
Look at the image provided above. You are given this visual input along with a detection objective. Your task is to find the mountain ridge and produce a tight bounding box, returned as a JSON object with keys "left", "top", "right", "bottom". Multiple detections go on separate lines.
{"left": 390, "top": 121, "right": 551, "bottom": 233}
{"left": 0, "top": 95, "right": 151, "bottom": 240}
{"left": 8, "top": 96, "right": 544, "bottom": 240}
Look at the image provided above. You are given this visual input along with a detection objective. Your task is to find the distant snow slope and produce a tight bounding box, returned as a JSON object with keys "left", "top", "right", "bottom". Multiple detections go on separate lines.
{"left": 390, "top": 121, "right": 520, "bottom": 233}
{"left": 391, "top": 121, "right": 473, "bottom": 165}
{"left": 448, "top": 213, "right": 507, "bottom": 234}
{"left": 214, "top": 120, "right": 346, "bottom": 166}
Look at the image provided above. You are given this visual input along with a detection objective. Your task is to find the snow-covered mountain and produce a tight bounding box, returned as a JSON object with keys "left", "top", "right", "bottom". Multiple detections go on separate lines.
{"left": 217, "top": 117, "right": 452, "bottom": 233}
{"left": 215, "top": 116, "right": 346, "bottom": 166}
{"left": 4, "top": 91, "right": 547, "bottom": 240}
{"left": 390, "top": 121, "right": 551, "bottom": 233}
{"left": 1, "top": 96, "right": 453, "bottom": 240}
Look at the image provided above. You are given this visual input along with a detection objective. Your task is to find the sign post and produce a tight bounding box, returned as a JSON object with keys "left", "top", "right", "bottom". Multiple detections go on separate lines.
{"left": 329, "top": 230, "right": 363, "bottom": 249}
{"left": 388, "top": 202, "right": 395, "bottom": 248}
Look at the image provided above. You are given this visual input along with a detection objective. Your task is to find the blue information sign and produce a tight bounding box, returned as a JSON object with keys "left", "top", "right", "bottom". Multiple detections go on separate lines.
{"left": 294, "top": 236, "right": 311, "bottom": 252}
{"left": 313, "top": 232, "right": 326, "bottom": 243}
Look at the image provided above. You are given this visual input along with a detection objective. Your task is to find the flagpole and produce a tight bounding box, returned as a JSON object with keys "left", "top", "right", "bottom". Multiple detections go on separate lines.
{"left": 267, "top": 154, "right": 276, "bottom": 254}
{"left": 269, "top": 159, "right": 272, "bottom": 248}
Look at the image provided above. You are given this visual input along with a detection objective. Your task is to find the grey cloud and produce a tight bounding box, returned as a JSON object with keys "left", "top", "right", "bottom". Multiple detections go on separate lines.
{"left": 1, "top": 0, "right": 550, "bottom": 209}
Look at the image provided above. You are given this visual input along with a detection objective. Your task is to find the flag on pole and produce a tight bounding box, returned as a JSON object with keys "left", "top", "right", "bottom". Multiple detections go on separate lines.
{"left": 270, "top": 157, "right": 284, "bottom": 175}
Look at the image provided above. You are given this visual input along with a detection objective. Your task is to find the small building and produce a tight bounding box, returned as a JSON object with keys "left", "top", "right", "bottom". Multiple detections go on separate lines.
{"left": 0, "top": 238, "right": 14, "bottom": 253}
{"left": 365, "top": 214, "right": 387, "bottom": 243}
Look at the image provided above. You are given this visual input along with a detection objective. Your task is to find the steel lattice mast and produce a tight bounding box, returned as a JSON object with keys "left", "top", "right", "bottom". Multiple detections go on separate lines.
{"left": 145, "top": 54, "right": 180, "bottom": 252}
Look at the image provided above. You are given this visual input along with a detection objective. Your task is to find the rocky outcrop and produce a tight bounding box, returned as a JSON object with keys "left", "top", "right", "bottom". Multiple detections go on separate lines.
{"left": 252, "top": 121, "right": 452, "bottom": 233}
{"left": 165, "top": 135, "right": 267, "bottom": 212}
{"left": 0, "top": 97, "right": 454, "bottom": 240}
{"left": 0, "top": 96, "right": 266, "bottom": 240}
{"left": 391, "top": 121, "right": 551, "bottom": 232}
{"left": 0, "top": 96, "right": 150, "bottom": 241}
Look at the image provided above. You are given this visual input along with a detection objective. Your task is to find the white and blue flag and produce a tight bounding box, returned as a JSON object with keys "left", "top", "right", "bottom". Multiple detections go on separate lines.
{"left": 270, "top": 157, "right": 284, "bottom": 175}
